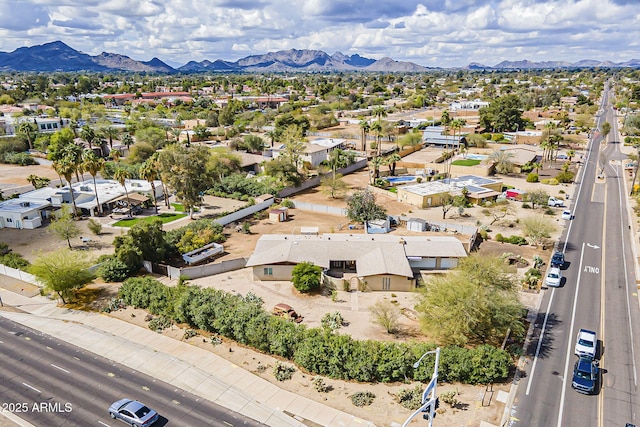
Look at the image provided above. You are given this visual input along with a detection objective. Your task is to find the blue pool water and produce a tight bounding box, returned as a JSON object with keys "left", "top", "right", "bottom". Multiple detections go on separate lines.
{"left": 385, "top": 176, "right": 418, "bottom": 184}
{"left": 465, "top": 154, "right": 487, "bottom": 160}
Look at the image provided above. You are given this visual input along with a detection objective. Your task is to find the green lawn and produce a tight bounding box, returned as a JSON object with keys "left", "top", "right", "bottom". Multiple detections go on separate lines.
{"left": 451, "top": 159, "right": 481, "bottom": 166}
{"left": 114, "top": 212, "right": 187, "bottom": 227}
{"left": 171, "top": 203, "right": 199, "bottom": 213}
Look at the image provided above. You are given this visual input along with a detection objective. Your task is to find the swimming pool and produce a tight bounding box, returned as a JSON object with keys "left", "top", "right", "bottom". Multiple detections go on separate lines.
{"left": 465, "top": 154, "right": 487, "bottom": 161}
{"left": 385, "top": 176, "right": 418, "bottom": 184}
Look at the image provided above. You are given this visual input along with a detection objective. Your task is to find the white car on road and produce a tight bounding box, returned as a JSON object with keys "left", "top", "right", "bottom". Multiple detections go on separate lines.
{"left": 562, "top": 210, "right": 572, "bottom": 220}
{"left": 575, "top": 329, "right": 597, "bottom": 358}
{"left": 545, "top": 267, "right": 562, "bottom": 287}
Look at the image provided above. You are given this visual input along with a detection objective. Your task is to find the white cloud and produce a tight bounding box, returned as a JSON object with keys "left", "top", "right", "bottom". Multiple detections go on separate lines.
{"left": 0, "top": 0, "right": 637, "bottom": 67}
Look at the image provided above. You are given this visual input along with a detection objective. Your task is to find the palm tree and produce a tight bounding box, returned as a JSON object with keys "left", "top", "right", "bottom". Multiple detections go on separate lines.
{"left": 489, "top": 150, "right": 515, "bottom": 175}
{"left": 17, "top": 121, "right": 37, "bottom": 150}
{"left": 451, "top": 118, "right": 465, "bottom": 151}
{"left": 359, "top": 119, "right": 370, "bottom": 152}
{"left": 170, "top": 128, "right": 182, "bottom": 143}
{"left": 61, "top": 143, "right": 83, "bottom": 183}
{"left": 80, "top": 125, "right": 96, "bottom": 150}
{"left": 121, "top": 133, "right": 134, "bottom": 149}
{"left": 139, "top": 159, "right": 159, "bottom": 214}
{"left": 386, "top": 153, "right": 402, "bottom": 176}
{"left": 53, "top": 158, "right": 79, "bottom": 216}
{"left": 372, "top": 106, "right": 387, "bottom": 157}
{"left": 113, "top": 167, "right": 132, "bottom": 217}
{"left": 82, "top": 150, "right": 105, "bottom": 215}
{"left": 149, "top": 152, "right": 170, "bottom": 208}
{"left": 101, "top": 126, "right": 120, "bottom": 149}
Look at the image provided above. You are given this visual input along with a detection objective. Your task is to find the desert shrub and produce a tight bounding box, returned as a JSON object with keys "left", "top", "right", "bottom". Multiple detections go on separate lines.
{"left": 98, "top": 258, "right": 131, "bottom": 282}
{"left": 479, "top": 229, "right": 489, "bottom": 240}
{"left": 395, "top": 386, "right": 423, "bottom": 410}
{"left": 0, "top": 252, "right": 30, "bottom": 269}
{"left": 540, "top": 178, "right": 559, "bottom": 185}
{"left": 291, "top": 262, "right": 322, "bottom": 293}
{"left": 312, "top": 376, "right": 330, "bottom": 393}
{"left": 526, "top": 173, "right": 539, "bottom": 183}
{"left": 505, "top": 235, "right": 528, "bottom": 245}
{"left": 148, "top": 315, "right": 172, "bottom": 332}
{"left": 491, "top": 133, "right": 504, "bottom": 141}
{"left": 280, "top": 198, "right": 295, "bottom": 208}
{"left": 321, "top": 311, "right": 344, "bottom": 332}
{"left": 273, "top": 362, "right": 296, "bottom": 381}
{"left": 544, "top": 208, "right": 555, "bottom": 215}
{"left": 182, "top": 329, "right": 199, "bottom": 340}
{"left": 102, "top": 297, "right": 126, "bottom": 313}
{"left": 3, "top": 152, "right": 37, "bottom": 165}
{"left": 87, "top": 218, "right": 102, "bottom": 235}
{"left": 555, "top": 171, "right": 574, "bottom": 183}
{"left": 118, "top": 279, "right": 513, "bottom": 385}
{"left": 350, "top": 391, "right": 375, "bottom": 407}
{"left": 495, "top": 233, "right": 504, "bottom": 242}
{"left": 522, "top": 202, "right": 531, "bottom": 209}
{"left": 440, "top": 389, "right": 459, "bottom": 407}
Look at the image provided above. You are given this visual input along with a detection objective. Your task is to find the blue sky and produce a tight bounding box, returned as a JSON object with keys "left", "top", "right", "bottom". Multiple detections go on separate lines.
{"left": 0, "top": 0, "right": 638, "bottom": 68}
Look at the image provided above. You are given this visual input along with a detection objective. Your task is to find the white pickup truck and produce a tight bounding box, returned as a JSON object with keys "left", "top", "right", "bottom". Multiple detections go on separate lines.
{"left": 548, "top": 196, "right": 565, "bottom": 207}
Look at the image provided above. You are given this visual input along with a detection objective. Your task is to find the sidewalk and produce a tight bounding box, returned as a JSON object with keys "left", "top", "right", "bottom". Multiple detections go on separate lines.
{"left": 0, "top": 286, "right": 376, "bottom": 427}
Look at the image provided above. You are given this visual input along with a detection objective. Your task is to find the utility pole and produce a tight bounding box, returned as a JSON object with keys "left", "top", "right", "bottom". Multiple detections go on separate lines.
{"left": 402, "top": 347, "right": 441, "bottom": 427}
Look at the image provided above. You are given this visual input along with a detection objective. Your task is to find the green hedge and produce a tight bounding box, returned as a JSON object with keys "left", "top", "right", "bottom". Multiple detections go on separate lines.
{"left": 118, "top": 278, "right": 513, "bottom": 385}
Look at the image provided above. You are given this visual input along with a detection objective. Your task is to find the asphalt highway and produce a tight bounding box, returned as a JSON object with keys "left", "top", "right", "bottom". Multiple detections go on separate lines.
{"left": 0, "top": 316, "right": 265, "bottom": 426}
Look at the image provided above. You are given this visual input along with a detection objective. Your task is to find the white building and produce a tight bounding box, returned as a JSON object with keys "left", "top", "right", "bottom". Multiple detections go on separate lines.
{"left": 0, "top": 199, "right": 50, "bottom": 229}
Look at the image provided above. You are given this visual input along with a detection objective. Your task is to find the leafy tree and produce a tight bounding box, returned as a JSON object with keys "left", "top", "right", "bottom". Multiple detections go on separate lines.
{"left": 525, "top": 189, "right": 549, "bottom": 209}
{"left": 346, "top": 189, "right": 387, "bottom": 223}
{"left": 520, "top": 215, "right": 556, "bottom": 247}
{"left": 263, "top": 157, "right": 303, "bottom": 187}
{"left": 30, "top": 249, "right": 95, "bottom": 304}
{"left": 479, "top": 94, "right": 524, "bottom": 132}
{"left": 416, "top": 254, "right": 525, "bottom": 346}
{"left": 441, "top": 193, "right": 455, "bottom": 219}
{"left": 47, "top": 206, "right": 81, "bottom": 248}
{"left": 127, "top": 142, "right": 156, "bottom": 164}
{"left": 369, "top": 300, "right": 401, "bottom": 334}
{"left": 320, "top": 173, "right": 347, "bottom": 199}
{"left": 281, "top": 125, "right": 306, "bottom": 170}
{"left": 135, "top": 126, "right": 166, "bottom": 149}
{"left": 207, "top": 148, "right": 242, "bottom": 181}
{"left": 291, "top": 261, "right": 322, "bottom": 293}
{"left": 158, "top": 145, "right": 212, "bottom": 218}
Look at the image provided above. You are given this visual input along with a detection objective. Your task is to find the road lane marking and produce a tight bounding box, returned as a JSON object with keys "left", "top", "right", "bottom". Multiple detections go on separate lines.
{"left": 557, "top": 242, "right": 587, "bottom": 427}
{"left": 50, "top": 364, "right": 69, "bottom": 373}
{"left": 22, "top": 382, "right": 41, "bottom": 393}
{"left": 525, "top": 288, "right": 556, "bottom": 396}
{"left": 97, "top": 421, "right": 111, "bottom": 427}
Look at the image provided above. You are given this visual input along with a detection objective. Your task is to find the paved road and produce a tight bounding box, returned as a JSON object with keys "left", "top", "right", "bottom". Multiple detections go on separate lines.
{"left": 0, "top": 316, "right": 266, "bottom": 427}
{"left": 510, "top": 84, "right": 640, "bottom": 426}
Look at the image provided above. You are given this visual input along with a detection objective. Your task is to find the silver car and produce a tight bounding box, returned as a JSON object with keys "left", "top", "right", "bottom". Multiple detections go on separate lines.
{"left": 108, "top": 399, "right": 159, "bottom": 427}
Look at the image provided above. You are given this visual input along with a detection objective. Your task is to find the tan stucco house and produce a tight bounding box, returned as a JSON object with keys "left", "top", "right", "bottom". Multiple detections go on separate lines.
{"left": 246, "top": 233, "right": 467, "bottom": 292}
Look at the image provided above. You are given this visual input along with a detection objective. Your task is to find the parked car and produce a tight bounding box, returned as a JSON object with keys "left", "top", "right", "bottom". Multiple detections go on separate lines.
{"left": 575, "top": 329, "right": 597, "bottom": 358}
{"left": 562, "top": 210, "right": 572, "bottom": 220}
{"left": 545, "top": 267, "right": 562, "bottom": 287}
{"left": 273, "top": 303, "right": 304, "bottom": 323}
{"left": 550, "top": 251, "right": 565, "bottom": 268}
{"left": 108, "top": 399, "right": 159, "bottom": 427}
{"left": 548, "top": 197, "right": 565, "bottom": 207}
{"left": 571, "top": 356, "right": 599, "bottom": 394}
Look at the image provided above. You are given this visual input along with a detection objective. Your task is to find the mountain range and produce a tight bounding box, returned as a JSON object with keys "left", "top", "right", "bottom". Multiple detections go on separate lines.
{"left": 0, "top": 41, "right": 639, "bottom": 73}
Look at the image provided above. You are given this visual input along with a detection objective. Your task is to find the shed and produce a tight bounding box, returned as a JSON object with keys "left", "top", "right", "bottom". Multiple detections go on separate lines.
{"left": 407, "top": 218, "right": 427, "bottom": 232}
{"left": 269, "top": 207, "right": 288, "bottom": 222}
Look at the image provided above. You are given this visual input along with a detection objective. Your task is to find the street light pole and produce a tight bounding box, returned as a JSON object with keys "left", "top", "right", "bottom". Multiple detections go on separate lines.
{"left": 402, "top": 347, "right": 441, "bottom": 427}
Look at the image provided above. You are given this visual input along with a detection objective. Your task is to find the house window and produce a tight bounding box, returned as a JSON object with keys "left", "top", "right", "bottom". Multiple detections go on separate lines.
{"left": 263, "top": 267, "right": 273, "bottom": 276}
{"left": 382, "top": 277, "right": 391, "bottom": 290}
